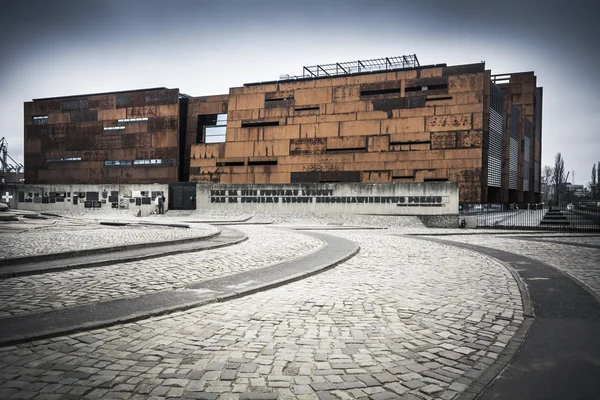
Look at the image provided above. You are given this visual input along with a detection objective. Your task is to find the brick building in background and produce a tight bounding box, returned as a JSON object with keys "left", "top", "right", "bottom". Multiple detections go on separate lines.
{"left": 24, "top": 55, "right": 542, "bottom": 203}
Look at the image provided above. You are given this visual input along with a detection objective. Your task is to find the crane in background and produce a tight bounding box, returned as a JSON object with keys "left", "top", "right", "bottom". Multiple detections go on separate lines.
{"left": 0, "top": 137, "right": 24, "bottom": 175}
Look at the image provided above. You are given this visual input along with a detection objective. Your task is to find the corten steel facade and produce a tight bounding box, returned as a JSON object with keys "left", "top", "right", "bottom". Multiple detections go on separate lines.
{"left": 23, "top": 57, "right": 542, "bottom": 203}
{"left": 189, "top": 59, "right": 542, "bottom": 203}
{"left": 24, "top": 88, "right": 180, "bottom": 184}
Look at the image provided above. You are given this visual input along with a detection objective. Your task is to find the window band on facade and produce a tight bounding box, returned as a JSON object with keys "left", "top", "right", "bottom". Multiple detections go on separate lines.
{"left": 33, "top": 116, "right": 49, "bottom": 125}
{"left": 103, "top": 126, "right": 125, "bottom": 131}
{"left": 117, "top": 117, "right": 149, "bottom": 123}
{"left": 133, "top": 159, "right": 163, "bottom": 165}
{"left": 47, "top": 157, "right": 81, "bottom": 162}
{"left": 104, "top": 160, "right": 132, "bottom": 166}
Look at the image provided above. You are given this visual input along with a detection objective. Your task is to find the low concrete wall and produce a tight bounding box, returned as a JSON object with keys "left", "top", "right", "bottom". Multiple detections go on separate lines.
{"left": 196, "top": 182, "right": 458, "bottom": 216}
{"left": 0, "top": 184, "right": 168, "bottom": 217}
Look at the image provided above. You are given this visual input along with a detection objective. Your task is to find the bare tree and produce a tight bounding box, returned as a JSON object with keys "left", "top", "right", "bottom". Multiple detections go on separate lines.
{"left": 552, "top": 153, "right": 566, "bottom": 205}
{"left": 591, "top": 164, "right": 597, "bottom": 199}
{"left": 542, "top": 165, "right": 553, "bottom": 203}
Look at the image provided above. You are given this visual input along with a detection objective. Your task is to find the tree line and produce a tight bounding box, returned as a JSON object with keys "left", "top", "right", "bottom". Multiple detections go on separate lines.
{"left": 542, "top": 153, "right": 600, "bottom": 205}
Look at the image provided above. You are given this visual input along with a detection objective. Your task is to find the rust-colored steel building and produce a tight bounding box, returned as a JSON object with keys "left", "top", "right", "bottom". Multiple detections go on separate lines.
{"left": 24, "top": 88, "right": 180, "bottom": 184}
{"left": 24, "top": 56, "right": 542, "bottom": 203}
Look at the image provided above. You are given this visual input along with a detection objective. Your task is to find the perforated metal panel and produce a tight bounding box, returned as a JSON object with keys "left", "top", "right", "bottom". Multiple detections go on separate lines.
{"left": 523, "top": 118, "right": 532, "bottom": 191}
{"left": 523, "top": 118, "right": 532, "bottom": 190}
{"left": 534, "top": 161, "right": 540, "bottom": 193}
{"left": 509, "top": 104, "right": 519, "bottom": 190}
{"left": 487, "top": 83, "right": 504, "bottom": 188}
{"left": 535, "top": 88, "right": 542, "bottom": 141}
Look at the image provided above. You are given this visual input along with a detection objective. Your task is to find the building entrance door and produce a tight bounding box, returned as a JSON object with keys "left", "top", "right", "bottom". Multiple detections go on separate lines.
{"left": 169, "top": 183, "right": 196, "bottom": 210}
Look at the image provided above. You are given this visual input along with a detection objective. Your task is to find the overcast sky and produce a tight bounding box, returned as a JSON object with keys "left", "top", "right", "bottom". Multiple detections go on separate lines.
{"left": 1, "top": 0, "right": 598, "bottom": 185}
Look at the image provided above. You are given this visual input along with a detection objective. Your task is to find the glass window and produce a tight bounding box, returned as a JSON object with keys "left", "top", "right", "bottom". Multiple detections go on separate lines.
{"left": 205, "top": 126, "right": 226, "bottom": 143}
{"left": 47, "top": 157, "right": 81, "bottom": 162}
{"left": 33, "top": 116, "right": 49, "bottom": 125}
{"left": 104, "top": 160, "right": 132, "bottom": 166}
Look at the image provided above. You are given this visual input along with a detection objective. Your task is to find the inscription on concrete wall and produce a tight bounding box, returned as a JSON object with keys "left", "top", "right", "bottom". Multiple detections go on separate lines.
{"left": 209, "top": 189, "right": 447, "bottom": 207}
{"left": 198, "top": 183, "right": 458, "bottom": 216}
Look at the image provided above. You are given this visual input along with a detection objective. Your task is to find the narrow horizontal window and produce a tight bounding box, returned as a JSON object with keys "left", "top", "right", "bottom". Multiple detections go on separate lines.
{"left": 103, "top": 126, "right": 126, "bottom": 131}
{"left": 325, "top": 147, "right": 367, "bottom": 153}
{"left": 265, "top": 97, "right": 293, "bottom": 102}
{"left": 241, "top": 121, "right": 280, "bottom": 128}
{"left": 424, "top": 178, "right": 449, "bottom": 182}
{"left": 248, "top": 160, "right": 278, "bottom": 166}
{"left": 294, "top": 106, "right": 320, "bottom": 112}
{"left": 104, "top": 160, "right": 132, "bottom": 166}
{"left": 47, "top": 157, "right": 81, "bottom": 162}
{"left": 360, "top": 88, "right": 400, "bottom": 96}
{"left": 405, "top": 83, "right": 448, "bottom": 92}
{"left": 390, "top": 140, "right": 431, "bottom": 145}
{"left": 33, "top": 116, "right": 48, "bottom": 125}
{"left": 133, "top": 159, "right": 163, "bottom": 165}
{"left": 426, "top": 96, "right": 453, "bottom": 102}
{"left": 117, "top": 117, "right": 149, "bottom": 123}
{"left": 216, "top": 161, "right": 245, "bottom": 166}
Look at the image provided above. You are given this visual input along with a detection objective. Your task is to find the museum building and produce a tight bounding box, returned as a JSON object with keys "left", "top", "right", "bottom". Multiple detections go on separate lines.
{"left": 24, "top": 55, "right": 542, "bottom": 203}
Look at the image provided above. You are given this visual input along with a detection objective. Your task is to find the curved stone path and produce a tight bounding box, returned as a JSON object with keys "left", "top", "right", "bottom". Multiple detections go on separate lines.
{"left": 0, "top": 220, "right": 218, "bottom": 260}
{"left": 0, "top": 229, "right": 523, "bottom": 400}
{"left": 430, "top": 234, "right": 600, "bottom": 298}
{"left": 0, "top": 226, "right": 325, "bottom": 318}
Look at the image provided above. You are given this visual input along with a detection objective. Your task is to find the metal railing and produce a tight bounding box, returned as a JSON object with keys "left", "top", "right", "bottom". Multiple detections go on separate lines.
{"left": 459, "top": 203, "right": 600, "bottom": 231}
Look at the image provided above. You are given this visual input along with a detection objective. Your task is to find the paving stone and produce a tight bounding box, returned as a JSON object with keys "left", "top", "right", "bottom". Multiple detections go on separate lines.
{"left": 356, "top": 375, "right": 380, "bottom": 387}
{"left": 238, "top": 392, "right": 278, "bottom": 399}
{"left": 0, "top": 223, "right": 550, "bottom": 400}
{"left": 369, "top": 390, "right": 398, "bottom": 400}
{"left": 182, "top": 392, "right": 219, "bottom": 400}
{"left": 420, "top": 384, "right": 444, "bottom": 395}
{"left": 220, "top": 370, "right": 237, "bottom": 381}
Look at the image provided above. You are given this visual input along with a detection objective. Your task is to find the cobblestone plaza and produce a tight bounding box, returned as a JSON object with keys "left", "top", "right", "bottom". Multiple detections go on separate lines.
{"left": 0, "top": 211, "right": 598, "bottom": 399}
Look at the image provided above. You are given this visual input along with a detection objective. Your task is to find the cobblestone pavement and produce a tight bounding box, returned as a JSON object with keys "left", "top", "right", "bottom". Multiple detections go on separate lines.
{"left": 0, "top": 226, "right": 324, "bottom": 318}
{"left": 0, "top": 230, "right": 523, "bottom": 400}
{"left": 432, "top": 234, "right": 600, "bottom": 298}
{"left": 0, "top": 220, "right": 219, "bottom": 260}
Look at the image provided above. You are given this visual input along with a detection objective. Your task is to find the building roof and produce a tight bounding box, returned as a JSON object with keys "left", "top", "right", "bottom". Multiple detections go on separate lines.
{"left": 32, "top": 87, "right": 175, "bottom": 102}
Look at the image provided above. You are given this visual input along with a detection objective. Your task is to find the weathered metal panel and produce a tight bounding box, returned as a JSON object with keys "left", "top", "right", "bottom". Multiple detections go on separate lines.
{"left": 70, "top": 109, "right": 98, "bottom": 123}
{"left": 61, "top": 99, "right": 89, "bottom": 111}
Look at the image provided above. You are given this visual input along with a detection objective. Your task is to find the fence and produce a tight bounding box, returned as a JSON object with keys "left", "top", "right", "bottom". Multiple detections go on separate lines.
{"left": 459, "top": 203, "right": 600, "bottom": 231}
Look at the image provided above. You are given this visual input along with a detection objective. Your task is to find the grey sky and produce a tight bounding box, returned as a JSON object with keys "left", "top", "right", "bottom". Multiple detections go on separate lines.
{"left": 1, "top": 0, "right": 598, "bottom": 185}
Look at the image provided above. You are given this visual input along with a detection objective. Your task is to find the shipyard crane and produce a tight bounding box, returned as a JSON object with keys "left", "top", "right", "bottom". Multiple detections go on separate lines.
{"left": 0, "top": 137, "right": 23, "bottom": 174}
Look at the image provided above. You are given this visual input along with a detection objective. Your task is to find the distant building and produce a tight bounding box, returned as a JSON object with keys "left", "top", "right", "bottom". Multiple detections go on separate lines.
{"left": 565, "top": 183, "right": 585, "bottom": 198}
{"left": 0, "top": 172, "right": 24, "bottom": 184}
{"left": 23, "top": 55, "right": 543, "bottom": 203}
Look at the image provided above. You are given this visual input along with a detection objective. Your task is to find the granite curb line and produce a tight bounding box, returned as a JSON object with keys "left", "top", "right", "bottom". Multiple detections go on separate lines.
{"left": 0, "top": 227, "right": 247, "bottom": 279}
{"left": 402, "top": 235, "right": 535, "bottom": 400}
{"left": 0, "top": 231, "right": 359, "bottom": 347}
{"left": 0, "top": 226, "right": 222, "bottom": 267}
{"left": 509, "top": 236, "right": 600, "bottom": 250}
{"left": 407, "top": 235, "right": 600, "bottom": 400}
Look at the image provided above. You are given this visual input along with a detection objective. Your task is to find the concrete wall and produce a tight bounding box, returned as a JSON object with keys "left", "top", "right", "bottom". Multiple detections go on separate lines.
{"left": 1, "top": 183, "right": 168, "bottom": 216}
{"left": 196, "top": 182, "right": 458, "bottom": 216}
